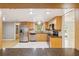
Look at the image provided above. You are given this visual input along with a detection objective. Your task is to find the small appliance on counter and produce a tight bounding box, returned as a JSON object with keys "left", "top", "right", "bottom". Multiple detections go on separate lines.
{"left": 53, "top": 30, "right": 58, "bottom": 37}
{"left": 51, "top": 24, "right": 58, "bottom": 37}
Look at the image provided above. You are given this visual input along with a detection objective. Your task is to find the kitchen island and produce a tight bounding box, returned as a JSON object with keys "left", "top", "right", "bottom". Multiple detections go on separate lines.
{"left": 28, "top": 31, "right": 49, "bottom": 42}
{"left": 28, "top": 31, "right": 62, "bottom": 48}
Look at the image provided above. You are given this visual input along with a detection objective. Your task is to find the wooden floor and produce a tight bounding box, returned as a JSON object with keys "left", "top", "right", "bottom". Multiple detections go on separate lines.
{"left": 0, "top": 48, "right": 79, "bottom": 56}
{"left": 0, "top": 49, "right": 2, "bottom": 56}
{"left": 3, "top": 40, "right": 18, "bottom": 48}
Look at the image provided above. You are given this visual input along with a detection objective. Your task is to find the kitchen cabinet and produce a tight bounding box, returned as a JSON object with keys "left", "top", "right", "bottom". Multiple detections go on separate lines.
{"left": 20, "top": 22, "right": 34, "bottom": 30}
{"left": 50, "top": 37, "right": 62, "bottom": 48}
{"left": 53, "top": 16, "right": 62, "bottom": 31}
{"left": 44, "top": 22, "right": 49, "bottom": 30}
{"left": 36, "top": 33, "right": 48, "bottom": 42}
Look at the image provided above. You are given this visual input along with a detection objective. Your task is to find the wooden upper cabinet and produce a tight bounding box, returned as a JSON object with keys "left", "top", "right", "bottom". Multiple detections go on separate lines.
{"left": 53, "top": 16, "right": 62, "bottom": 31}
{"left": 44, "top": 22, "right": 49, "bottom": 29}
{"left": 20, "top": 22, "right": 34, "bottom": 30}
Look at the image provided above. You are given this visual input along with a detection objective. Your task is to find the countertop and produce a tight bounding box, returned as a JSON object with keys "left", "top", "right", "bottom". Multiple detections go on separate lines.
{"left": 29, "top": 31, "right": 52, "bottom": 34}
{"left": 50, "top": 35, "right": 62, "bottom": 38}
{"left": 29, "top": 31, "right": 62, "bottom": 38}
{"left": 29, "top": 32, "right": 48, "bottom": 34}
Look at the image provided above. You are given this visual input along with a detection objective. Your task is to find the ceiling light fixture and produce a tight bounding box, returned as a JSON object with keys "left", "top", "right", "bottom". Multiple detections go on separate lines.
{"left": 46, "top": 9, "right": 50, "bottom": 14}
{"left": 46, "top": 12, "right": 50, "bottom": 14}
{"left": 29, "top": 9, "right": 33, "bottom": 14}
{"left": 16, "top": 23, "right": 20, "bottom": 25}
{"left": 3, "top": 17, "right": 5, "bottom": 21}
{"left": 37, "top": 21, "right": 41, "bottom": 25}
{"left": 29, "top": 11, "right": 33, "bottom": 14}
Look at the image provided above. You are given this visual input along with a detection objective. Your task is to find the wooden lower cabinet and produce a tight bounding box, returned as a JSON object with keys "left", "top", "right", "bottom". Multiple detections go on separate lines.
{"left": 50, "top": 37, "right": 62, "bottom": 48}
{"left": 36, "top": 33, "right": 48, "bottom": 42}
{"left": 16, "top": 34, "right": 20, "bottom": 42}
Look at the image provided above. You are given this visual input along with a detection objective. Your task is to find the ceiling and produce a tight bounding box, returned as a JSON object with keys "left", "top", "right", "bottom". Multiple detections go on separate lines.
{"left": 2, "top": 9, "right": 64, "bottom": 22}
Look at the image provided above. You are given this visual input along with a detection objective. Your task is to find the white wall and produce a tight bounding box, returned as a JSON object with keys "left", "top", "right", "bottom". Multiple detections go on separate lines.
{"left": 3, "top": 22, "right": 16, "bottom": 40}
{"left": 62, "top": 9, "right": 75, "bottom": 48}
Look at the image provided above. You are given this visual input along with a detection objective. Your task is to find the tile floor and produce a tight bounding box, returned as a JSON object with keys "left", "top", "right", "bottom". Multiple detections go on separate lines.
{"left": 12, "top": 42, "right": 49, "bottom": 48}
{"left": 3, "top": 40, "right": 18, "bottom": 48}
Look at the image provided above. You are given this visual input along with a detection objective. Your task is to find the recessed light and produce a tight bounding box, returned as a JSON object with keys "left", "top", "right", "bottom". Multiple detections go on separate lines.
{"left": 29, "top": 9, "right": 33, "bottom": 14}
{"left": 46, "top": 12, "right": 50, "bottom": 14}
{"left": 29, "top": 11, "right": 33, "bottom": 14}
{"left": 16, "top": 23, "right": 20, "bottom": 25}
{"left": 3, "top": 17, "right": 5, "bottom": 21}
{"left": 38, "top": 21, "right": 41, "bottom": 25}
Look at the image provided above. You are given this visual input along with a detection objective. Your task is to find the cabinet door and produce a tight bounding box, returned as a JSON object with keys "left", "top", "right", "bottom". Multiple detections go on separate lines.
{"left": 45, "top": 22, "right": 49, "bottom": 29}
{"left": 55, "top": 16, "right": 62, "bottom": 30}
{"left": 36, "top": 34, "right": 47, "bottom": 41}
{"left": 56, "top": 16, "right": 62, "bottom": 30}
{"left": 50, "top": 38, "right": 62, "bottom": 48}
{"left": 36, "top": 34, "right": 41, "bottom": 41}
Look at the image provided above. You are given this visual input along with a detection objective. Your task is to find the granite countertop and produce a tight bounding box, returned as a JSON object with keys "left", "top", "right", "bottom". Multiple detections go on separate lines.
{"left": 50, "top": 35, "right": 62, "bottom": 38}
{"left": 29, "top": 30, "right": 62, "bottom": 38}
{"left": 30, "top": 32, "right": 48, "bottom": 34}
{"left": 29, "top": 31, "right": 51, "bottom": 34}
